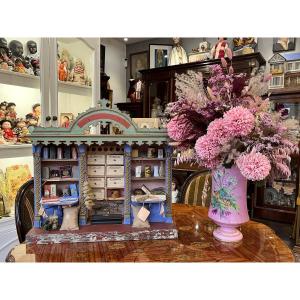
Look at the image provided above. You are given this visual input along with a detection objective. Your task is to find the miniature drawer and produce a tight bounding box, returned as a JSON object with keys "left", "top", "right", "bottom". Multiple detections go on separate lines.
{"left": 106, "top": 155, "right": 124, "bottom": 165}
{"left": 87, "top": 155, "right": 105, "bottom": 165}
{"left": 87, "top": 166, "right": 105, "bottom": 176}
{"left": 106, "top": 165, "right": 124, "bottom": 176}
{"left": 91, "top": 189, "right": 105, "bottom": 200}
{"left": 107, "top": 177, "right": 125, "bottom": 188}
{"left": 88, "top": 178, "right": 105, "bottom": 188}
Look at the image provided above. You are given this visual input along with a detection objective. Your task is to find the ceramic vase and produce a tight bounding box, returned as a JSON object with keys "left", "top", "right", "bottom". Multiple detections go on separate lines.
{"left": 208, "top": 164, "right": 249, "bottom": 243}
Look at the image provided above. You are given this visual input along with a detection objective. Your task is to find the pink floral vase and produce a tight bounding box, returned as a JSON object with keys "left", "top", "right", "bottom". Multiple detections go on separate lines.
{"left": 208, "top": 164, "right": 249, "bottom": 242}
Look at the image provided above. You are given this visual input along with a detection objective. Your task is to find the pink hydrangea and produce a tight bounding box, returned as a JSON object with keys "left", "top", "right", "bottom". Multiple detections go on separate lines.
{"left": 195, "top": 135, "right": 221, "bottom": 169}
{"left": 236, "top": 152, "right": 271, "bottom": 181}
{"left": 167, "top": 114, "right": 198, "bottom": 142}
{"left": 223, "top": 106, "right": 255, "bottom": 137}
{"left": 207, "top": 118, "right": 230, "bottom": 143}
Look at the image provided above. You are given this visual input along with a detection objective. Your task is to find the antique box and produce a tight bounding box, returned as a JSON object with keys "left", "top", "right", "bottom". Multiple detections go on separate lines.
{"left": 107, "top": 177, "right": 125, "bottom": 188}
{"left": 87, "top": 166, "right": 105, "bottom": 176}
{"left": 91, "top": 189, "right": 105, "bottom": 200}
{"left": 87, "top": 155, "right": 105, "bottom": 165}
{"left": 106, "top": 165, "right": 124, "bottom": 176}
{"left": 106, "top": 155, "right": 124, "bottom": 165}
{"left": 88, "top": 178, "right": 105, "bottom": 188}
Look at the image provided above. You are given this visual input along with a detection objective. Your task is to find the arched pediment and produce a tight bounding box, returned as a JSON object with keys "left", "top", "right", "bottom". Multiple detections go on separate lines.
{"left": 30, "top": 100, "right": 169, "bottom": 146}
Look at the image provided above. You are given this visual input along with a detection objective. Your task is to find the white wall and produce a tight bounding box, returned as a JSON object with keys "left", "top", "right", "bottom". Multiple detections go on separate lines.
{"left": 100, "top": 38, "right": 127, "bottom": 104}
{"left": 0, "top": 84, "right": 40, "bottom": 119}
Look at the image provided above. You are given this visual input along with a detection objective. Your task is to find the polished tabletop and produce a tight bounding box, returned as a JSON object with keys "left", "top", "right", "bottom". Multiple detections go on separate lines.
{"left": 7, "top": 204, "right": 294, "bottom": 262}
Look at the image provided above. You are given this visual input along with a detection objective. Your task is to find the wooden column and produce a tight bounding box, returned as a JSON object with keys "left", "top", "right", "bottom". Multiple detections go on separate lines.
{"left": 165, "top": 145, "right": 173, "bottom": 222}
{"left": 79, "top": 144, "right": 88, "bottom": 225}
{"left": 123, "top": 144, "right": 132, "bottom": 224}
{"left": 33, "top": 145, "right": 42, "bottom": 228}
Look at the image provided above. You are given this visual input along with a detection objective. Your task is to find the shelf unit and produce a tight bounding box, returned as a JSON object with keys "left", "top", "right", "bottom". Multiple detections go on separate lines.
{"left": 0, "top": 69, "right": 40, "bottom": 89}
{"left": 252, "top": 87, "right": 300, "bottom": 223}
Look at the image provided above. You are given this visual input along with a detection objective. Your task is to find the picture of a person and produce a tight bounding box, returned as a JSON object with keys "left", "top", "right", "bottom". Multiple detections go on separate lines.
{"left": 61, "top": 115, "right": 70, "bottom": 128}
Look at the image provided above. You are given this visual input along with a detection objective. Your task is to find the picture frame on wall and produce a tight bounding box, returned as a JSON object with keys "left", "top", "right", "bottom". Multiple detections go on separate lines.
{"left": 149, "top": 44, "right": 173, "bottom": 68}
{"left": 130, "top": 51, "right": 148, "bottom": 79}
{"left": 273, "top": 38, "right": 296, "bottom": 52}
{"left": 60, "top": 113, "right": 74, "bottom": 128}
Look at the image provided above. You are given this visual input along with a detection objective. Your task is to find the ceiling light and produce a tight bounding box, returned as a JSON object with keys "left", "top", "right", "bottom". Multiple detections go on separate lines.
{"left": 124, "top": 38, "right": 128, "bottom": 42}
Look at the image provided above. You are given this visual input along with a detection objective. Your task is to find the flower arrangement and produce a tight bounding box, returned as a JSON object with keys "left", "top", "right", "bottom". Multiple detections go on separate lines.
{"left": 166, "top": 60, "right": 299, "bottom": 181}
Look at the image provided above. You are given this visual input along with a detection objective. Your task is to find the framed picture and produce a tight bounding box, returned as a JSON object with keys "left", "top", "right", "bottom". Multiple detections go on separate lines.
{"left": 273, "top": 38, "right": 296, "bottom": 52}
{"left": 60, "top": 113, "right": 74, "bottom": 128}
{"left": 149, "top": 44, "right": 173, "bottom": 68}
{"left": 130, "top": 51, "right": 148, "bottom": 79}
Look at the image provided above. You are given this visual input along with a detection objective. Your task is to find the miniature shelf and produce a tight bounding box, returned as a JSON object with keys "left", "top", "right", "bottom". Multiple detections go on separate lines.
{"left": 132, "top": 177, "right": 166, "bottom": 181}
{"left": 58, "top": 80, "right": 92, "bottom": 96}
{"left": 0, "top": 144, "right": 32, "bottom": 159}
{"left": 0, "top": 69, "right": 40, "bottom": 89}
{"left": 42, "top": 178, "right": 79, "bottom": 182}
{"left": 131, "top": 158, "right": 165, "bottom": 161}
{"left": 41, "top": 197, "right": 79, "bottom": 206}
{"left": 41, "top": 159, "right": 78, "bottom": 162}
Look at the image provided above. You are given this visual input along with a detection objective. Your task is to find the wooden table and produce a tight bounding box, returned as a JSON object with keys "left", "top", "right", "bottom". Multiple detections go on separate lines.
{"left": 6, "top": 204, "right": 294, "bottom": 262}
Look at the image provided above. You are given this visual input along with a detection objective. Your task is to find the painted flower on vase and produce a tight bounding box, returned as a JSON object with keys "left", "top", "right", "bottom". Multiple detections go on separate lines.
{"left": 211, "top": 168, "right": 239, "bottom": 217}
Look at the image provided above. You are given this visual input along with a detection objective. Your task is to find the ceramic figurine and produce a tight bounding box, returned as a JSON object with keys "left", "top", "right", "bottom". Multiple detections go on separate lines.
{"left": 25, "top": 40, "right": 40, "bottom": 76}
{"left": 211, "top": 38, "right": 232, "bottom": 59}
{"left": 69, "top": 58, "right": 86, "bottom": 85}
{"left": 0, "top": 120, "right": 16, "bottom": 142}
{"left": 5, "top": 102, "right": 17, "bottom": 121}
{"left": 8, "top": 40, "right": 33, "bottom": 74}
{"left": 169, "top": 38, "right": 188, "bottom": 66}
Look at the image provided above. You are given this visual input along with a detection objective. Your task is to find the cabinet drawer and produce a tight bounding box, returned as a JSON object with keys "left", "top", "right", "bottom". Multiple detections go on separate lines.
{"left": 88, "top": 178, "right": 105, "bottom": 188}
{"left": 91, "top": 189, "right": 105, "bottom": 200}
{"left": 87, "top": 166, "right": 105, "bottom": 176}
{"left": 106, "top": 165, "right": 124, "bottom": 176}
{"left": 87, "top": 155, "right": 105, "bottom": 165}
{"left": 107, "top": 177, "right": 125, "bottom": 188}
{"left": 106, "top": 155, "right": 124, "bottom": 165}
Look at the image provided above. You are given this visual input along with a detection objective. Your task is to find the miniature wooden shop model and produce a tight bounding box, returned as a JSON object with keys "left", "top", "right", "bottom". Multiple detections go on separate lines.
{"left": 269, "top": 52, "right": 300, "bottom": 89}
{"left": 27, "top": 100, "right": 177, "bottom": 243}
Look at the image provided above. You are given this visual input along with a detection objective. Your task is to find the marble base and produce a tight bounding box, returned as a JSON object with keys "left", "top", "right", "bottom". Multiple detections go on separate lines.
{"left": 26, "top": 223, "right": 178, "bottom": 245}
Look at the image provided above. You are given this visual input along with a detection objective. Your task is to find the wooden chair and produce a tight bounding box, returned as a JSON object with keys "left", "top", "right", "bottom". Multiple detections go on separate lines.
{"left": 15, "top": 178, "right": 34, "bottom": 243}
{"left": 180, "top": 170, "right": 212, "bottom": 207}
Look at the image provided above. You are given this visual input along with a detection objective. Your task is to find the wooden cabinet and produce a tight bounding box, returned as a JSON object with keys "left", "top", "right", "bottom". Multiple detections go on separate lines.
{"left": 252, "top": 87, "right": 300, "bottom": 223}
{"left": 140, "top": 52, "right": 266, "bottom": 117}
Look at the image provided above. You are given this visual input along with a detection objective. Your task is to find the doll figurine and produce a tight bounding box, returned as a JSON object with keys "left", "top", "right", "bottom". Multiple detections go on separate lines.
{"left": 25, "top": 113, "right": 38, "bottom": 130}
{"left": 169, "top": 38, "right": 188, "bottom": 66}
{"left": 58, "top": 60, "right": 68, "bottom": 81}
{"left": 0, "top": 101, "right": 7, "bottom": 120}
{"left": 13, "top": 119, "right": 26, "bottom": 136}
{"left": 9, "top": 40, "right": 34, "bottom": 74}
{"left": 13, "top": 58, "right": 26, "bottom": 73}
{"left": 0, "top": 120, "right": 16, "bottom": 142}
{"left": 18, "top": 126, "right": 30, "bottom": 143}
{"left": 32, "top": 103, "right": 41, "bottom": 124}
{"left": 211, "top": 38, "right": 232, "bottom": 59}
{"left": 25, "top": 40, "right": 40, "bottom": 76}
{"left": 69, "top": 58, "right": 86, "bottom": 85}
{"left": 5, "top": 102, "right": 17, "bottom": 121}
{"left": 0, "top": 129, "right": 7, "bottom": 144}
{"left": 60, "top": 48, "right": 74, "bottom": 73}
{"left": 0, "top": 38, "right": 14, "bottom": 71}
